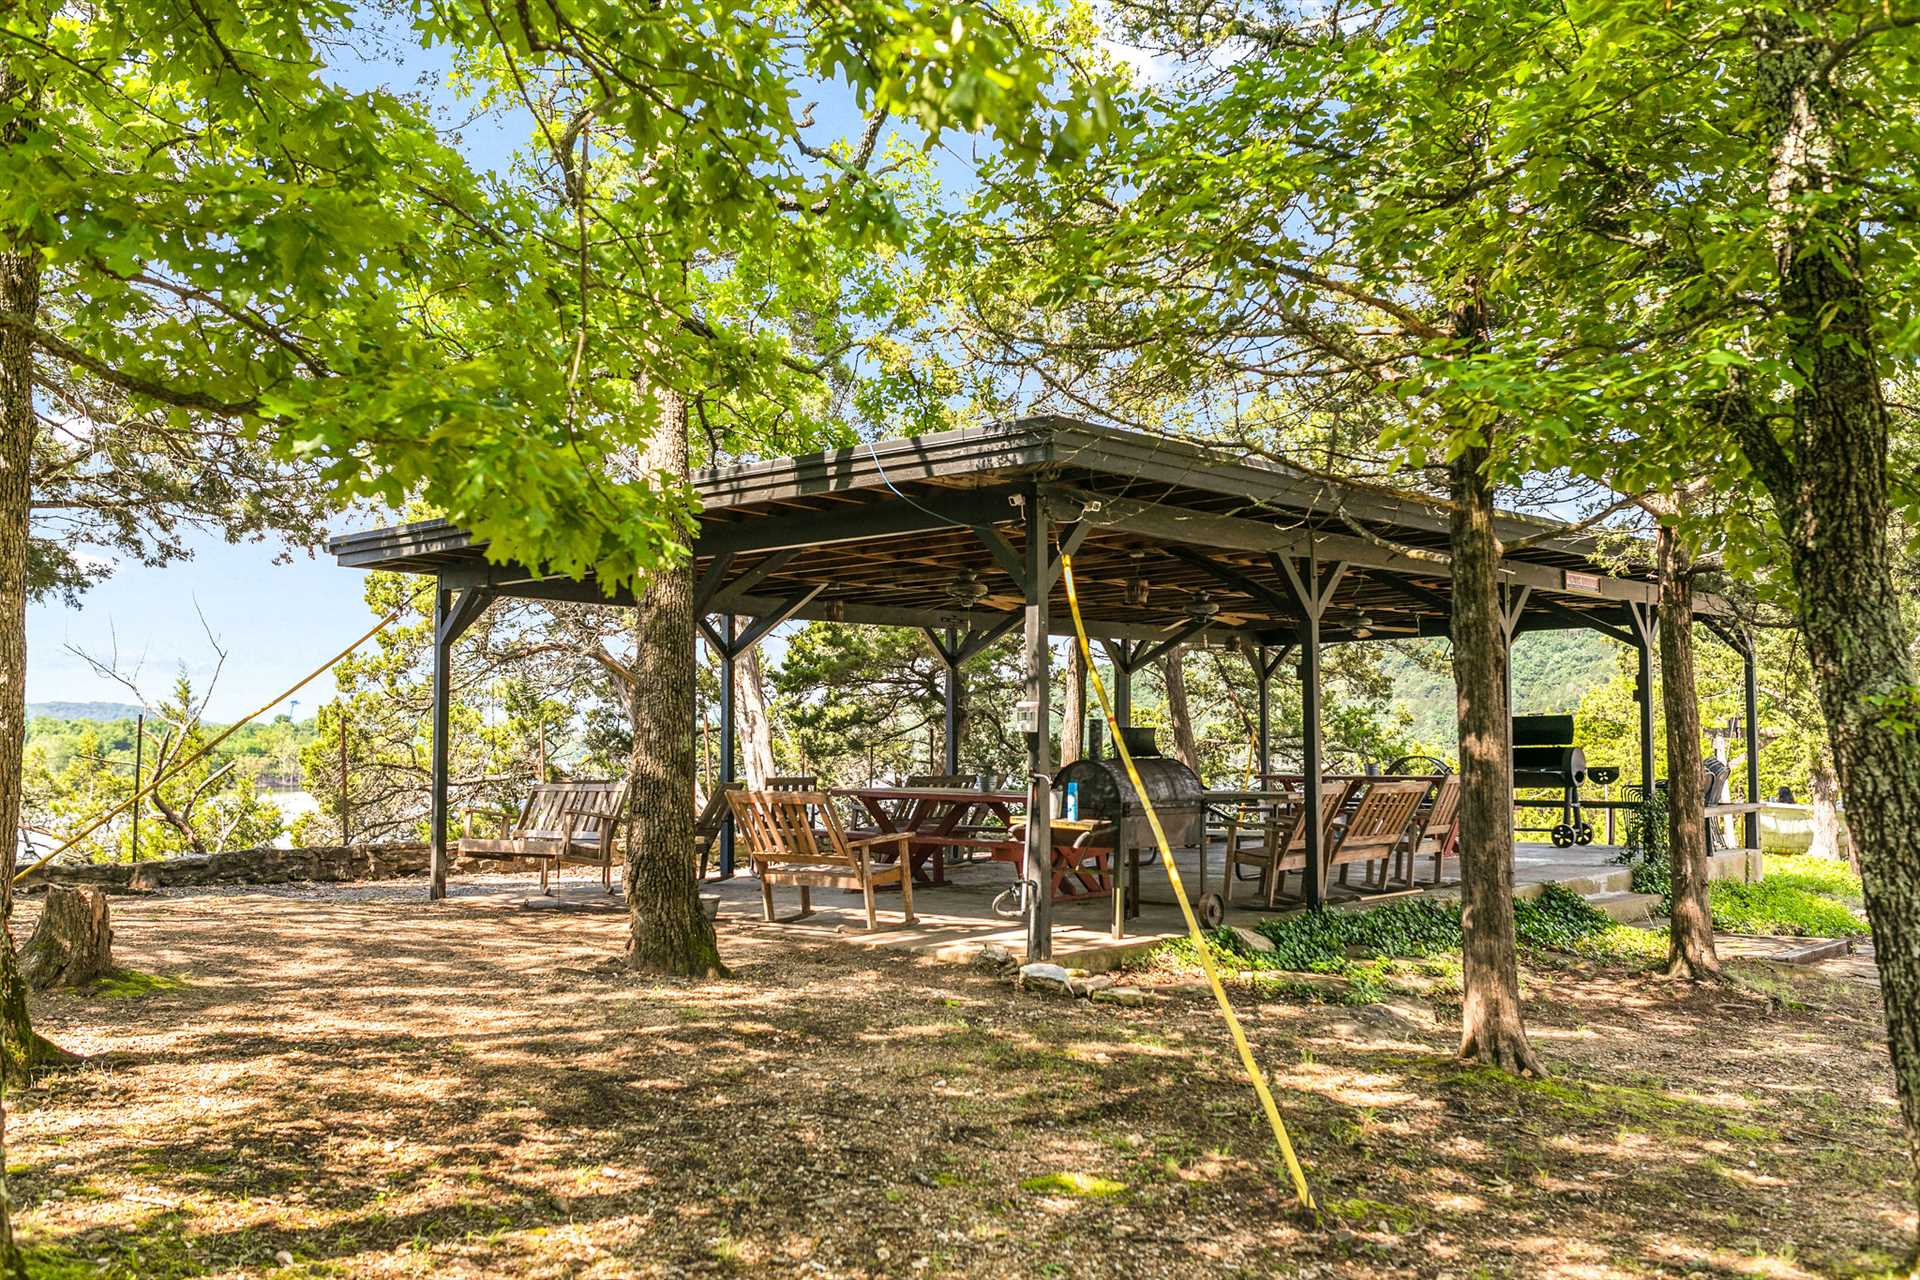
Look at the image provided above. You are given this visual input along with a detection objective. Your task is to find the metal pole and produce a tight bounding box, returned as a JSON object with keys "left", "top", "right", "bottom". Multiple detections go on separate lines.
{"left": 1636, "top": 628, "right": 1655, "bottom": 794}
{"left": 718, "top": 615, "right": 737, "bottom": 879}
{"left": 1743, "top": 638, "right": 1761, "bottom": 851}
{"left": 1300, "top": 613, "right": 1325, "bottom": 909}
{"left": 429, "top": 584, "right": 452, "bottom": 901}
{"left": 131, "top": 712, "right": 143, "bottom": 864}
{"left": 1022, "top": 495, "right": 1054, "bottom": 961}
{"left": 944, "top": 626, "right": 961, "bottom": 775}
{"left": 1254, "top": 646, "right": 1271, "bottom": 786}
{"left": 1114, "top": 648, "right": 1133, "bottom": 729}
{"left": 338, "top": 713, "right": 351, "bottom": 846}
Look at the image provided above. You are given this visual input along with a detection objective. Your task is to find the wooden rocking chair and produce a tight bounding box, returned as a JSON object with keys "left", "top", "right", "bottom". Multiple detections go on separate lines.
{"left": 726, "top": 790, "right": 917, "bottom": 930}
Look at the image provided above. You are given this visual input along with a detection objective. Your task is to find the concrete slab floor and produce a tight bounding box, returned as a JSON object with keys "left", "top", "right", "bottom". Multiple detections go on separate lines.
{"left": 465, "top": 841, "right": 1763, "bottom": 974}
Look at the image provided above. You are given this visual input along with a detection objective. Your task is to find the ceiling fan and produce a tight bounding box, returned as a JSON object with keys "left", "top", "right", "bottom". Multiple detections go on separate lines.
{"left": 1350, "top": 612, "right": 1420, "bottom": 639}
{"left": 945, "top": 571, "right": 990, "bottom": 608}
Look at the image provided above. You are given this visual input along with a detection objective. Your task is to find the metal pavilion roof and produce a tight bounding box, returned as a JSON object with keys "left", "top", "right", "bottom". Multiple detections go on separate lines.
{"left": 328, "top": 415, "right": 1668, "bottom": 650}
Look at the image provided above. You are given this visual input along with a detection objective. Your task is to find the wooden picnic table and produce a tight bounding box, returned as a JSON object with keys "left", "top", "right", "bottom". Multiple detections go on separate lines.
{"left": 834, "top": 786, "right": 1024, "bottom": 886}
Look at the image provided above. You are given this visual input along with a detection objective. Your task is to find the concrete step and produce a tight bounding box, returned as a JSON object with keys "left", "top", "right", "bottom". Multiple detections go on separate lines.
{"left": 1586, "top": 890, "right": 1662, "bottom": 925}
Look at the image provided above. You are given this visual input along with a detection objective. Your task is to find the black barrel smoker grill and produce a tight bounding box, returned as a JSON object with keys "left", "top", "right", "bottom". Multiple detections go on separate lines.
{"left": 1053, "top": 727, "right": 1219, "bottom": 930}
{"left": 1512, "top": 714, "right": 1592, "bottom": 847}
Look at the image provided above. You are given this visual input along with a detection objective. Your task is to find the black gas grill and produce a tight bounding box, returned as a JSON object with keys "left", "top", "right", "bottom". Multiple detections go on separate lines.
{"left": 1512, "top": 714, "right": 1591, "bottom": 847}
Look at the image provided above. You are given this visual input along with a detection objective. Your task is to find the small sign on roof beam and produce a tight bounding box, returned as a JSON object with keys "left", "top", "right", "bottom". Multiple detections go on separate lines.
{"left": 1563, "top": 570, "right": 1603, "bottom": 595}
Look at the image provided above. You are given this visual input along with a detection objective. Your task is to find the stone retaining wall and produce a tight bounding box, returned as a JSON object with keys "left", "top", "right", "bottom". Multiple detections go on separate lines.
{"left": 24, "top": 842, "right": 524, "bottom": 892}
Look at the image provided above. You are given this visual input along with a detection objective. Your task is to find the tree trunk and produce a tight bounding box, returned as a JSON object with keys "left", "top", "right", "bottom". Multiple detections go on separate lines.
{"left": 0, "top": 933, "right": 18, "bottom": 1280}
{"left": 1743, "top": 22, "right": 1920, "bottom": 1228}
{"left": 1808, "top": 759, "right": 1845, "bottom": 863}
{"left": 1061, "top": 641, "right": 1084, "bottom": 765}
{"left": 20, "top": 887, "right": 113, "bottom": 990}
{"left": 1449, "top": 441, "right": 1544, "bottom": 1077}
{"left": 1656, "top": 526, "right": 1719, "bottom": 981}
{"left": 0, "top": 929, "right": 75, "bottom": 1088}
{"left": 625, "top": 390, "right": 726, "bottom": 978}
{"left": 737, "top": 644, "right": 777, "bottom": 788}
{"left": 1160, "top": 647, "right": 1200, "bottom": 774}
{"left": 0, "top": 53, "right": 39, "bottom": 1275}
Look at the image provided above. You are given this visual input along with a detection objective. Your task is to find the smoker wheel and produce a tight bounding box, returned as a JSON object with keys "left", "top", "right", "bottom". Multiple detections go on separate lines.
{"left": 1197, "top": 892, "right": 1225, "bottom": 929}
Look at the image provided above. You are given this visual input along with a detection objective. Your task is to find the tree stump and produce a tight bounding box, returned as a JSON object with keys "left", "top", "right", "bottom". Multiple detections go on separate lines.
{"left": 19, "top": 887, "right": 113, "bottom": 990}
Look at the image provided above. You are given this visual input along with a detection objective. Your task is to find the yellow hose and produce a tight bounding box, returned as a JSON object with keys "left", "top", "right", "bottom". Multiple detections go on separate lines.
{"left": 1061, "top": 552, "right": 1317, "bottom": 1211}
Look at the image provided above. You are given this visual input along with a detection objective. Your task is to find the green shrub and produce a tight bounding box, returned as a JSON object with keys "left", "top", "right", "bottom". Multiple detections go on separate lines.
{"left": 1513, "top": 885, "right": 1617, "bottom": 949}
{"left": 1615, "top": 790, "right": 1672, "bottom": 898}
{"left": 1201, "top": 886, "right": 1639, "bottom": 979}
{"left": 1710, "top": 878, "right": 1869, "bottom": 938}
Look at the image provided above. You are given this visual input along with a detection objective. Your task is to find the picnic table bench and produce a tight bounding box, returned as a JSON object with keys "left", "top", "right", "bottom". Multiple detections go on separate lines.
{"left": 837, "top": 786, "right": 1024, "bottom": 886}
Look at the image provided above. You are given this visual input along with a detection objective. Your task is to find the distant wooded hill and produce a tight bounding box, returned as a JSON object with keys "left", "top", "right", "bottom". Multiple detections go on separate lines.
{"left": 1378, "top": 629, "right": 1625, "bottom": 752}
{"left": 25, "top": 709, "right": 317, "bottom": 781}
{"left": 27, "top": 701, "right": 147, "bottom": 722}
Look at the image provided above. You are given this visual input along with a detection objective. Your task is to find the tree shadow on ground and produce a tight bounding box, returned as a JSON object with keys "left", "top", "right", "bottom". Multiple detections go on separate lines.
{"left": 9, "top": 887, "right": 1912, "bottom": 1279}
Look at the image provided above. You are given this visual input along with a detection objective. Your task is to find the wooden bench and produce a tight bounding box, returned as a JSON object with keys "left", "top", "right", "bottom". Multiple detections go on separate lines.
{"left": 458, "top": 779, "right": 629, "bottom": 895}
{"left": 726, "top": 790, "right": 917, "bottom": 930}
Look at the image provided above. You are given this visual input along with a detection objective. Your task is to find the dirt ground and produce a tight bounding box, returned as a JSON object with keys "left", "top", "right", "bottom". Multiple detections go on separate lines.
{"left": 8, "top": 877, "right": 1914, "bottom": 1279}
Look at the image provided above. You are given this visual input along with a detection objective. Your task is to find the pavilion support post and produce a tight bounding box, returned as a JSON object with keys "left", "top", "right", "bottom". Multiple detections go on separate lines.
{"left": 1255, "top": 646, "right": 1271, "bottom": 785}
{"left": 1743, "top": 637, "right": 1761, "bottom": 851}
{"left": 425, "top": 582, "right": 490, "bottom": 901}
{"left": 1100, "top": 640, "right": 1136, "bottom": 732}
{"left": 1021, "top": 494, "right": 1054, "bottom": 961}
{"left": 944, "top": 626, "right": 961, "bottom": 776}
{"left": 1298, "top": 623, "right": 1324, "bottom": 907}
{"left": 1278, "top": 557, "right": 1345, "bottom": 908}
{"left": 429, "top": 583, "right": 452, "bottom": 902}
{"left": 718, "top": 615, "right": 737, "bottom": 879}
{"left": 1630, "top": 603, "right": 1656, "bottom": 794}
{"left": 1500, "top": 585, "right": 1532, "bottom": 713}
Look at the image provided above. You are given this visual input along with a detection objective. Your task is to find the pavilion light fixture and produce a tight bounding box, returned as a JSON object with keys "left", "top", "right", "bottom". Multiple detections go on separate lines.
{"left": 1124, "top": 552, "right": 1150, "bottom": 608}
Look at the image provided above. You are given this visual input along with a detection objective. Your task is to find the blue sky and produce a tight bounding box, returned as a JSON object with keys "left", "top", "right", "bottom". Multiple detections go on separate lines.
{"left": 28, "top": 530, "right": 373, "bottom": 719}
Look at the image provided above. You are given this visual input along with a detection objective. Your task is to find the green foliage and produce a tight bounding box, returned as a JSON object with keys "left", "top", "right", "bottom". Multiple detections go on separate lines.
{"left": 1185, "top": 886, "right": 1646, "bottom": 981}
{"left": 1617, "top": 790, "right": 1672, "bottom": 898}
{"left": 25, "top": 713, "right": 311, "bottom": 780}
{"left": 90, "top": 970, "right": 188, "bottom": 1000}
{"left": 22, "top": 676, "right": 284, "bottom": 861}
{"left": 297, "top": 572, "right": 611, "bottom": 846}
{"left": 1761, "top": 854, "right": 1865, "bottom": 908}
{"left": 1018, "top": 1171, "right": 1126, "bottom": 1198}
{"left": 1380, "top": 632, "right": 1617, "bottom": 755}
{"left": 770, "top": 623, "right": 1024, "bottom": 785}
{"left": 1710, "top": 878, "right": 1870, "bottom": 939}
{"left": 3, "top": 0, "right": 1107, "bottom": 620}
